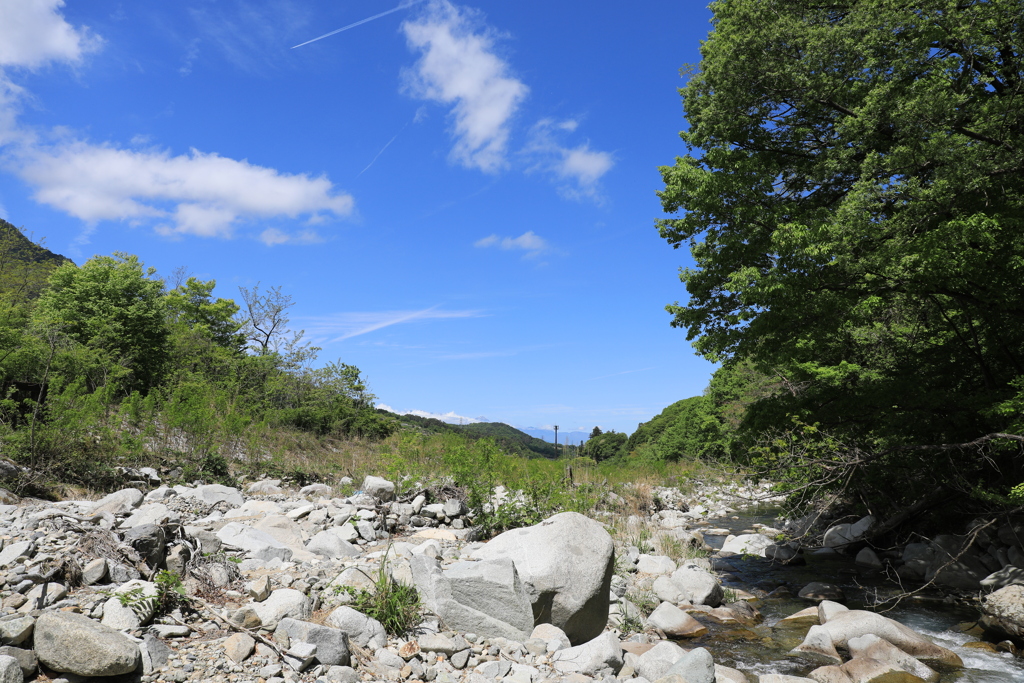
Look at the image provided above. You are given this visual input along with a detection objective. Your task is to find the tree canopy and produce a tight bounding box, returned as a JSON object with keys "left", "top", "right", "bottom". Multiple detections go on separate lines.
{"left": 657, "top": 0, "right": 1024, "bottom": 510}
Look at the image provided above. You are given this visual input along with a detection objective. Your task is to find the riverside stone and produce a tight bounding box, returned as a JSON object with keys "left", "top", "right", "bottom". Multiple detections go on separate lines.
{"left": 720, "top": 533, "right": 774, "bottom": 557}
{"left": 633, "top": 640, "right": 687, "bottom": 681}
{"left": 550, "top": 631, "right": 623, "bottom": 675}
{"left": 102, "top": 579, "right": 160, "bottom": 630}
{"left": 471, "top": 511, "right": 614, "bottom": 645}
{"left": 34, "top": 611, "right": 141, "bottom": 677}
{"left": 0, "top": 655, "right": 20, "bottom": 683}
{"left": 980, "top": 584, "right": 1024, "bottom": 639}
{"left": 0, "top": 646, "right": 36, "bottom": 679}
{"left": 411, "top": 555, "right": 534, "bottom": 641}
{"left": 663, "top": 647, "right": 714, "bottom": 683}
{"left": 251, "top": 588, "right": 312, "bottom": 630}
{"left": 847, "top": 634, "right": 939, "bottom": 683}
{"left": 0, "top": 616, "right": 33, "bottom": 646}
{"left": 790, "top": 625, "right": 843, "bottom": 666}
{"left": 647, "top": 602, "right": 707, "bottom": 638}
{"left": 325, "top": 606, "right": 388, "bottom": 650}
{"left": 82, "top": 557, "right": 108, "bottom": 585}
{"left": 307, "top": 528, "right": 361, "bottom": 559}
{"left": 799, "top": 582, "right": 846, "bottom": 602}
{"left": 775, "top": 606, "right": 820, "bottom": 630}
{"left": 92, "top": 488, "right": 144, "bottom": 515}
{"left": 818, "top": 609, "right": 962, "bottom": 668}
{"left": 224, "top": 633, "right": 256, "bottom": 663}
{"left": 275, "top": 617, "right": 350, "bottom": 666}
{"left": 665, "top": 565, "right": 723, "bottom": 607}
{"left": 215, "top": 522, "right": 293, "bottom": 562}
{"left": 840, "top": 657, "right": 926, "bottom": 683}
{"left": 636, "top": 555, "right": 677, "bottom": 575}
{"left": 0, "top": 542, "right": 33, "bottom": 569}
{"left": 361, "top": 475, "right": 395, "bottom": 501}
{"left": 807, "top": 666, "right": 854, "bottom": 683}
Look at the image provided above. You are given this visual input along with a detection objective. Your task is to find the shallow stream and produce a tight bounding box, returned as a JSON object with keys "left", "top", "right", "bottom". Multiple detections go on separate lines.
{"left": 683, "top": 504, "right": 1024, "bottom": 681}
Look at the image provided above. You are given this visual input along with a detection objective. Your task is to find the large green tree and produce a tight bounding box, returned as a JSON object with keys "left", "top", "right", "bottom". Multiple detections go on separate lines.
{"left": 658, "top": 0, "right": 1024, "bottom": 508}
{"left": 34, "top": 253, "right": 169, "bottom": 392}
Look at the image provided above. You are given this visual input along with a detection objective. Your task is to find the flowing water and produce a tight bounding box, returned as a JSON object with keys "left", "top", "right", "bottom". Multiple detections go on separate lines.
{"left": 679, "top": 504, "right": 1024, "bottom": 681}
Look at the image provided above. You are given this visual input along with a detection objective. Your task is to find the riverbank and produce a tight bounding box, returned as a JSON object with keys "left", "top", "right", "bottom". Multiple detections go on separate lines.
{"left": 0, "top": 474, "right": 1022, "bottom": 683}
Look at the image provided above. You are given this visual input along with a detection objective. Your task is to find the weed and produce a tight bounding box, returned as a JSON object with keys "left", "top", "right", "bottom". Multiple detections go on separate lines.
{"left": 625, "top": 588, "right": 659, "bottom": 617}
{"left": 655, "top": 533, "right": 710, "bottom": 562}
{"left": 618, "top": 610, "right": 646, "bottom": 636}
{"left": 338, "top": 549, "right": 420, "bottom": 635}
{"left": 721, "top": 587, "right": 738, "bottom": 604}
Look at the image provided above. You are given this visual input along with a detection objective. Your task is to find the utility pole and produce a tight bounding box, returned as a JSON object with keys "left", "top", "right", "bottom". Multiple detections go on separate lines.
{"left": 554, "top": 425, "right": 559, "bottom": 457}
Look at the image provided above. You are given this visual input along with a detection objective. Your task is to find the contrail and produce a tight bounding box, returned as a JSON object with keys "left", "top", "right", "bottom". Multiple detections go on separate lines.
{"left": 292, "top": 1, "right": 424, "bottom": 49}
{"left": 357, "top": 121, "right": 410, "bottom": 178}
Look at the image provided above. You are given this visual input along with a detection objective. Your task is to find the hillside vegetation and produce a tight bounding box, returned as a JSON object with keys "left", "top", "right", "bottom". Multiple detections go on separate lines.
{"left": 0, "top": 227, "right": 398, "bottom": 495}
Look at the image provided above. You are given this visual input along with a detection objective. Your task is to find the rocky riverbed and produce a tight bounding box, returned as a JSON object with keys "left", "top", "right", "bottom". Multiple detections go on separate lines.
{"left": 0, "top": 473, "right": 1021, "bottom": 683}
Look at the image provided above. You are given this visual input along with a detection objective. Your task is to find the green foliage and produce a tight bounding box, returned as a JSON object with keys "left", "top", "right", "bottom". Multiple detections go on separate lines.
{"left": 394, "top": 413, "right": 559, "bottom": 459}
{"left": 34, "top": 253, "right": 169, "bottom": 392}
{"left": 657, "top": 0, "right": 1024, "bottom": 513}
{"left": 0, "top": 237, "right": 394, "bottom": 494}
{"left": 627, "top": 395, "right": 727, "bottom": 462}
{"left": 338, "top": 551, "right": 420, "bottom": 635}
{"left": 584, "top": 430, "right": 628, "bottom": 462}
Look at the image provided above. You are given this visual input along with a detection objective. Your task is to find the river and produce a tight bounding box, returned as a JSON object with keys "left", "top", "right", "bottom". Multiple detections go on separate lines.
{"left": 685, "top": 504, "right": 1024, "bottom": 682}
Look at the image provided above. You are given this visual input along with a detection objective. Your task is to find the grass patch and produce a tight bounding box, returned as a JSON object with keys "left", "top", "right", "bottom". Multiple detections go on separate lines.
{"left": 337, "top": 551, "right": 420, "bottom": 636}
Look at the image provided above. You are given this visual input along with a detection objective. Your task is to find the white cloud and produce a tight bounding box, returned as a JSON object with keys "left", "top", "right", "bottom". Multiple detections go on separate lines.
{"left": 402, "top": 0, "right": 527, "bottom": 172}
{"left": 378, "top": 404, "right": 483, "bottom": 425}
{"left": 524, "top": 118, "right": 614, "bottom": 200}
{"left": 474, "top": 230, "right": 547, "bottom": 257}
{"left": 0, "top": 0, "right": 101, "bottom": 69}
{"left": 300, "top": 307, "right": 483, "bottom": 343}
{"left": 0, "top": 2, "right": 350, "bottom": 245}
{"left": 12, "top": 142, "right": 353, "bottom": 239}
{"left": 258, "top": 228, "right": 324, "bottom": 246}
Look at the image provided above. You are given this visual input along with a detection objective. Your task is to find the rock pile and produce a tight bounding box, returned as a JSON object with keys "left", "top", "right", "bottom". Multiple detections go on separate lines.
{"left": 0, "top": 471, "right": 996, "bottom": 683}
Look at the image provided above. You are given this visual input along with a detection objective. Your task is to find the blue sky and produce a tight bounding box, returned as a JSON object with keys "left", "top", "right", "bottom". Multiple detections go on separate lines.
{"left": 0, "top": 0, "right": 717, "bottom": 435}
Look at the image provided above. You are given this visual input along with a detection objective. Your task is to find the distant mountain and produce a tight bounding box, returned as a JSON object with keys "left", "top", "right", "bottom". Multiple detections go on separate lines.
{"left": 517, "top": 426, "right": 592, "bottom": 446}
{"left": 380, "top": 409, "right": 561, "bottom": 459}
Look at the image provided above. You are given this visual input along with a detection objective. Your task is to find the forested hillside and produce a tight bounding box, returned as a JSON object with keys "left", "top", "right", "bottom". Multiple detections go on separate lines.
{"left": 386, "top": 411, "right": 559, "bottom": 459}
{"left": 0, "top": 228, "right": 396, "bottom": 495}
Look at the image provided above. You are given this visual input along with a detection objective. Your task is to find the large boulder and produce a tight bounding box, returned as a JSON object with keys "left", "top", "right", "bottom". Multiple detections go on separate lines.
{"left": 471, "top": 512, "right": 614, "bottom": 644}
{"left": 652, "top": 565, "right": 723, "bottom": 607}
{"left": 275, "top": 618, "right": 350, "bottom": 666}
{"left": 411, "top": 555, "right": 534, "bottom": 640}
{"left": 847, "top": 634, "right": 938, "bottom": 683}
{"left": 647, "top": 602, "right": 707, "bottom": 638}
{"left": 633, "top": 640, "right": 687, "bottom": 681}
{"left": 251, "top": 589, "right": 312, "bottom": 631}
{"left": 817, "top": 609, "right": 962, "bottom": 668}
{"left": 325, "top": 607, "right": 387, "bottom": 650}
{"left": 720, "top": 533, "right": 774, "bottom": 556}
{"left": 254, "top": 515, "right": 317, "bottom": 562}
{"left": 122, "top": 524, "right": 167, "bottom": 567}
{"left": 215, "top": 522, "right": 293, "bottom": 562}
{"left": 980, "top": 584, "right": 1024, "bottom": 639}
{"left": 663, "top": 647, "right": 714, "bottom": 683}
{"left": 187, "top": 484, "right": 243, "bottom": 507}
{"left": 34, "top": 611, "right": 141, "bottom": 677}
{"left": 306, "top": 529, "right": 361, "bottom": 559}
{"left": 361, "top": 476, "right": 395, "bottom": 502}
{"left": 92, "top": 488, "right": 145, "bottom": 516}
